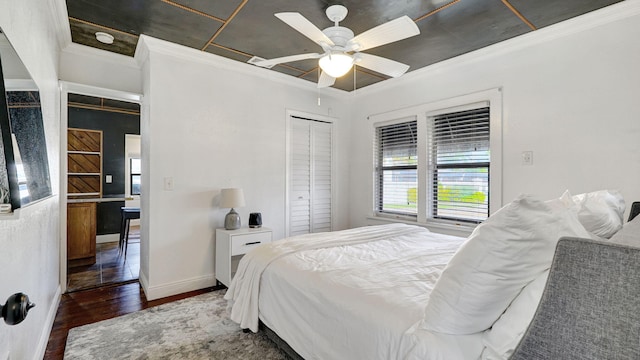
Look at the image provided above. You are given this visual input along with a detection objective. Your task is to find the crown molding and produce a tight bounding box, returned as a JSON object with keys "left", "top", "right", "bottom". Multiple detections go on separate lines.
{"left": 134, "top": 34, "right": 347, "bottom": 99}
{"left": 354, "top": 0, "right": 640, "bottom": 98}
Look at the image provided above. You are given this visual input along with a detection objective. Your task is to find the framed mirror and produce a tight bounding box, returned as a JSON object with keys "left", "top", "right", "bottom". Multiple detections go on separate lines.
{"left": 0, "top": 29, "right": 51, "bottom": 212}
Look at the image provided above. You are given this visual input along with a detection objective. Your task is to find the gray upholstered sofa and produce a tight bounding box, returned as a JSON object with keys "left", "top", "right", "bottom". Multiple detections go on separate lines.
{"left": 511, "top": 237, "right": 640, "bottom": 359}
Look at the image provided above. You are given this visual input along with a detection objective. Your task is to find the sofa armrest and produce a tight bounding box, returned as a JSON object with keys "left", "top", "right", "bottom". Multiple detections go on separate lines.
{"left": 511, "top": 237, "right": 640, "bottom": 360}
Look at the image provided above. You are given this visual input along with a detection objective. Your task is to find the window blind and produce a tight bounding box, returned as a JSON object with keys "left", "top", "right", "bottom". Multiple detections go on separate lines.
{"left": 374, "top": 120, "right": 418, "bottom": 216}
{"left": 428, "top": 107, "right": 490, "bottom": 223}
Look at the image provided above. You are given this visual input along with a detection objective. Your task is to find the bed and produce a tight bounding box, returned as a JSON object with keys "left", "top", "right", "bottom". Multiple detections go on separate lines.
{"left": 224, "top": 190, "right": 635, "bottom": 359}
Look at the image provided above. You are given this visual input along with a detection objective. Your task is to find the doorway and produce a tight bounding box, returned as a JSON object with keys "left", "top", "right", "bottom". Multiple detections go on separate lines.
{"left": 61, "top": 83, "right": 143, "bottom": 293}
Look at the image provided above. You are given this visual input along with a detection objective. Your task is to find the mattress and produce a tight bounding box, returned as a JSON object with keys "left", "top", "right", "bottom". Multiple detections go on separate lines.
{"left": 226, "top": 224, "right": 485, "bottom": 359}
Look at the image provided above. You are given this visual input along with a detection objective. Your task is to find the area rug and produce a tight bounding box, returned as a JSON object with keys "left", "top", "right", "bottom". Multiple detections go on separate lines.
{"left": 64, "top": 290, "right": 288, "bottom": 359}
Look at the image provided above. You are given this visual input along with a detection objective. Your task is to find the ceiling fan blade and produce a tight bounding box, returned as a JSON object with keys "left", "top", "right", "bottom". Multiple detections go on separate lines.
{"left": 356, "top": 53, "right": 410, "bottom": 78}
{"left": 317, "top": 71, "right": 336, "bottom": 88}
{"left": 275, "top": 12, "right": 335, "bottom": 49}
{"left": 248, "top": 53, "right": 322, "bottom": 69}
{"left": 348, "top": 16, "right": 419, "bottom": 52}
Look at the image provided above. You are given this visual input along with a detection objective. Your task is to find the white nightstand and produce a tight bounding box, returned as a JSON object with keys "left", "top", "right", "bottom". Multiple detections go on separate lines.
{"left": 215, "top": 227, "right": 272, "bottom": 287}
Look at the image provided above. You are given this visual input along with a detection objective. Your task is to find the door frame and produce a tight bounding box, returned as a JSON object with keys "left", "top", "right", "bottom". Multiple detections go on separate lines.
{"left": 59, "top": 81, "right": 142, "bottom": 293}
{"left": 284, "top": 109, "right": 337, "bottom": 238}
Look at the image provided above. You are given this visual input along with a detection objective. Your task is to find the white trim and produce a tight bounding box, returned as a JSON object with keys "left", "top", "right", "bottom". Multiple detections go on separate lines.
{"left": 355, "top": 0, "right": 640, "bottom": 98}
{"left": 97, "top": 234, "right": 119, "bottom": 244}
{"left": 141, "top": 274, "right": 217, "bottom": 301}
{"left": 34, "top": 285, "right": 62, "bottom": 360}
{"left": 60, "top": 81, "right": 142, "bottom": 103}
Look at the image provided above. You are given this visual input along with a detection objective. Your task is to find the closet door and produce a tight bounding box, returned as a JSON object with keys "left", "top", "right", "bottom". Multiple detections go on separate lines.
{"left": 289, "top": 116, "right": 333, "bottom": 236}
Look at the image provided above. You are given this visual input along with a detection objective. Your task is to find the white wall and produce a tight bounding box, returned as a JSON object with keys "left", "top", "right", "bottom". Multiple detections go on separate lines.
{"left": 0, "top": 1, "right": 62, "bottom": 359}
{"left": 60, "top": 43, "right": 142, "bottom": 94}
{"left": 135, "top": 36, "right": 351, "bottom": 299}
{"left": 349, "top": 1, "right": 640, "bottom": 228}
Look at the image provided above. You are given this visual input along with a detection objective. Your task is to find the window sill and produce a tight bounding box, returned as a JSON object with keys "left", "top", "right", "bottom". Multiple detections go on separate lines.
{"left": 366, "top": 215, "right": 476, "bottom": 238}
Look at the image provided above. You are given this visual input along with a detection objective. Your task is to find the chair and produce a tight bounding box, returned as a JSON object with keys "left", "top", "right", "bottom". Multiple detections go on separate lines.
{"left": 511, "top": 237, "right": 640, "bottom": 359}
{"left": 119, "top": 207, "right": 140, "bottom": 259}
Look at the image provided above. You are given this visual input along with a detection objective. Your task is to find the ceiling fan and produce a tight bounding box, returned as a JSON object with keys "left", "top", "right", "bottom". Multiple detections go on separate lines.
{"left": 248, "top": 5, "right": 420, "bottom": 88}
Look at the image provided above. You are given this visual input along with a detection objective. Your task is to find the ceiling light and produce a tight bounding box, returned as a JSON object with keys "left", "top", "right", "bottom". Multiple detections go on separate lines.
{"left": 95, "top": 32, "right": 114, "bottom": 44}
{"left": 319, "top": 53, "right": 354, "bottom": 78}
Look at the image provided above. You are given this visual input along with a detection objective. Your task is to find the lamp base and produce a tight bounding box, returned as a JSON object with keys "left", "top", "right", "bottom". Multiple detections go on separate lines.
{"left": 224, "top": 208, "right": 241, "bottom": 230}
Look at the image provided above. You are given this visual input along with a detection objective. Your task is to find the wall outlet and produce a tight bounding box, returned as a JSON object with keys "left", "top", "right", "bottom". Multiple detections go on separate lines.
{"left": 522, "top": 151, "right": 533, "bottom": 166}
{"left": 105, "top": 174, "right": 112, "bottom": 183}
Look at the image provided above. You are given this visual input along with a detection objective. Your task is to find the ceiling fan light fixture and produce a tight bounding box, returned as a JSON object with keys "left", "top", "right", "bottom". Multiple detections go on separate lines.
{"left": 319, "top": 53, "right": 353, "bottom": 78}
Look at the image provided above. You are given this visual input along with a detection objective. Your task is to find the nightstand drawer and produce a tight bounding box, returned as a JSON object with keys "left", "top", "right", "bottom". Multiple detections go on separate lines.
{"left": 230, "top": 231, "right": 271, "bottom": 256}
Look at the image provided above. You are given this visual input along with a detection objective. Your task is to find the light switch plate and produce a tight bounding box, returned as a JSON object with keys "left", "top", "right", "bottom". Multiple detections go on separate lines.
{"left": 164, "top": 177, "right": 174, "bottom": 191}
{"left": 522, "top": 151, "right": 533, "bottom": 165}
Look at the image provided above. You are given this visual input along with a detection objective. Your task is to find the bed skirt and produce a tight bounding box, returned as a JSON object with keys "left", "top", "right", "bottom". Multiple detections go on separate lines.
{"left": 259, "top": 321, "right": 305, "bottom": 360}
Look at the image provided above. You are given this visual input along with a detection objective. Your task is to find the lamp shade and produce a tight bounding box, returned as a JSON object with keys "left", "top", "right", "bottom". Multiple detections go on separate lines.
{"left": 319, "top": 53, "right": 354, "bottom": 78}
{"left": 220, "top": 188, "right": 245, "bottom": 208}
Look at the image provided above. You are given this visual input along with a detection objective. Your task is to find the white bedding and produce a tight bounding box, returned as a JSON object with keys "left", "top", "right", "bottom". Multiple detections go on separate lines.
{"left": 225, "top": 224, "right": 485, "bottom": 359}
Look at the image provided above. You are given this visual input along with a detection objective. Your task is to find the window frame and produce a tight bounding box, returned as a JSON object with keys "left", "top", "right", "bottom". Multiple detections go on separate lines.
{"left": 428, "top": 107, "right": 491, "bottom": 224}
{"left": 370, "top": 89, "right": 502, "bottom": 229}
{"left": 374, "top": 118, "right": 419, "bottom": 218}
{"left": 130, "top": 157, "right": 141, "bottom": 196}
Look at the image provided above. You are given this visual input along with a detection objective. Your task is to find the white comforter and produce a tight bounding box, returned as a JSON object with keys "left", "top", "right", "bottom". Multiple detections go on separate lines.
{"left": 225, "top": 223, "right": 484, "bottom": 359}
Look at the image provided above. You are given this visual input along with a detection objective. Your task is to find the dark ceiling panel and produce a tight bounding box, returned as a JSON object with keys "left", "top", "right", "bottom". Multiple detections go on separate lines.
{"left": 69, "top": 18, "right": 138, "bottom": 56}
{"left": 300, "top": 67, "right": 385, "bottom": 91}
{"left": 169, "top": 0, "right": 243, "bottom": 20}
{"left": 509, "top": 0, "right": 623, "bottom": 29}
{"left": 213, "top": 1, "right": 331, "bottom": 72}
{"left": 66, "top": 0, "right": 223, "bottom": 50}
{"left": 64, "top": 0, "right": 625, "bottom": 91}
{"left": 365, "top": 0, "right": 532, "bottom": 73}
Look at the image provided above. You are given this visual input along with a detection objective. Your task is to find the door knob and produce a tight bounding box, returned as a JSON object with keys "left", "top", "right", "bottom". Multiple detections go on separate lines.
{"left": 1, "top": 292, "right": 35, "bottom": 325}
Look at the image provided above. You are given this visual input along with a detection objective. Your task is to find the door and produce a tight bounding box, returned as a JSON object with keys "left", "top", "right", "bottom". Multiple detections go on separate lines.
{"left": 288, "top": 115, "right": 333, "bottom": 236}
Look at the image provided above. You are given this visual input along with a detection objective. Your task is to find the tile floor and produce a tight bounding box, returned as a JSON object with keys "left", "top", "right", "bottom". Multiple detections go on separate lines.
{"left": 67, "top": 227, "right": 140, "bottom": 292}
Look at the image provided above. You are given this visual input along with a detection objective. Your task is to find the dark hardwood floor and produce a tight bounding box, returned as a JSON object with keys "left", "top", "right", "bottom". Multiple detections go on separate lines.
{"left": 44, "top": 280, "right": 222, "bottom": 359}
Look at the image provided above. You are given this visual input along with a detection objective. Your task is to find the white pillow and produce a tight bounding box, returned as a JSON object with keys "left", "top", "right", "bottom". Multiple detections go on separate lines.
{"left": 481, "top": 270, "right": 549, "bottom": 360}
{"left": 609, "top": 214, "right": 640, "bottom": 247}
{"left": 572, "top": 190, "right": 625, "bottom": 238}
{"left": 422, "top": 194, "right": 591, "bottom": 335}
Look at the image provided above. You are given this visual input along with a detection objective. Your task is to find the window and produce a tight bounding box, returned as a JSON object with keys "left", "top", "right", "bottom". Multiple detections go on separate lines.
{"left": 374, "top": 119, "right": 418, "bottom": 217}
{"left": 130, "top": 158, "right": 141, "bottom": 195}
{"left": 371, "top": 89, "right": 502, "bottom": 226}
{"left": 428, "top": 107, "right": 490, "bottom": 223}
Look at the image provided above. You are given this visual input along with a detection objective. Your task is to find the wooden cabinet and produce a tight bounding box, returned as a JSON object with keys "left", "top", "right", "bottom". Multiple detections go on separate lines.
{"left": 215, "top": 228, "right": 272, "bottom": 287}
{"left": 67, "top": 128, "right": 102, "bottom": 199}
{"left": 67, "top": 202, "right": 97, "bottom": 267}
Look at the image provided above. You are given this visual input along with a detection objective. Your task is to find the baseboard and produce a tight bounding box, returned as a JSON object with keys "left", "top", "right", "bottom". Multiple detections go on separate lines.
{"left": 34, "top": 285, "right": 62, "bottom": 360}
{"left": 142, "top": 274, "right": 217, "bottom": 301}
{"left": 96, "top": 234, "right": 119, "bottom": 244}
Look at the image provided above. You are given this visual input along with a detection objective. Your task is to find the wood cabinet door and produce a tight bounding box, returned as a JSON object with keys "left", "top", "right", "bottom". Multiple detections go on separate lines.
{"left": 67, "top": 202, "right": 97, "bottom": 261}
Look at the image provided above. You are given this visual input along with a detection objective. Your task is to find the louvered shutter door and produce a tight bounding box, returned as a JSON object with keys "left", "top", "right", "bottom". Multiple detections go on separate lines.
{"left": 290, "top": 118, "right": 311, "bottom": 236}
{"left": 311, "top": 121, "right": 332, "bottom": 232}
{"left": 289, "top": 117, "right": 333, "bottom": 236}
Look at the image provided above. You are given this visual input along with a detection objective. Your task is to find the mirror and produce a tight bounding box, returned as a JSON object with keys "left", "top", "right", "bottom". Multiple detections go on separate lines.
{"left": 0, "top": 29, "right": 51, "bottom": 212}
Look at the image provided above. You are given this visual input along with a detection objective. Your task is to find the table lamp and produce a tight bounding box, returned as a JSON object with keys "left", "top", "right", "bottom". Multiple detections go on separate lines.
{"left": 220, "top": 188, "right": 245, "bottom": 230}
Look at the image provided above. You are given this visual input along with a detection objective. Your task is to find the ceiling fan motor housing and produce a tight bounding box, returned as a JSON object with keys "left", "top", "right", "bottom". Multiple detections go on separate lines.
{"left": 322, "top": 26, "right": 354, "bottom": 48}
